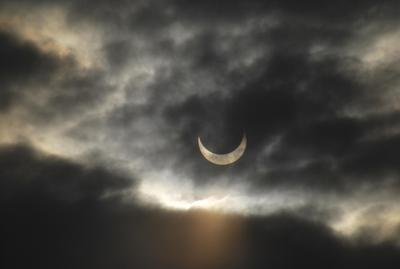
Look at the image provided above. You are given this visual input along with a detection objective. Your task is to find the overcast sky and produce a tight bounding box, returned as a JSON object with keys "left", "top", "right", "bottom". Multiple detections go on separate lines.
{"left": 1, "top": 0, "right": 400, "bottom": 268}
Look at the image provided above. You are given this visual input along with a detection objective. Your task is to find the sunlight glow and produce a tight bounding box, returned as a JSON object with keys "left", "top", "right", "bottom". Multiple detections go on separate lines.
{"left": 136, "top": 174, "right": 306, "bottom": 215}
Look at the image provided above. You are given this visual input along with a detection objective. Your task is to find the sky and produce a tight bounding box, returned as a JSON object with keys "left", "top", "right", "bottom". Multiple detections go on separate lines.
{"left": 1, "top": 0, "right": 400, "bottom": 268}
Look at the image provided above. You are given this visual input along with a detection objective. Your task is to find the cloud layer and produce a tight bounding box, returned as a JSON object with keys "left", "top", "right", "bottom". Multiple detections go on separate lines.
{"left": 1, "top": 144, "right": 400, "bottom": 269}
{"left": 1, "top": 1, "right": 400, "bottom": 266}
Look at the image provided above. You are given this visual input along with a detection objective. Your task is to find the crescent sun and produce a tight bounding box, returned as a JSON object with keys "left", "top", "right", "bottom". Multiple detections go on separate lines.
{"left": 198, "top": 134, "right": 247, "bottom": 165}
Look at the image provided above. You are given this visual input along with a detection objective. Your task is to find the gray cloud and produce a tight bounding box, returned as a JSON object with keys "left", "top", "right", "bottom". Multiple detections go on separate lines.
{"left": 0, "top": 30, "right": 62, "bottom": 110}
{"left": 1, "top": 144, "right": 400, "bottom": 269}
{"left": 1, "top": 1, "right": 400, "bottom": 263}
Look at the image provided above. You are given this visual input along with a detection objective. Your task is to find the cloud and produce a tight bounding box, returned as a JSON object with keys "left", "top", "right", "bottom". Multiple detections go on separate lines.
{"left": 1, "top": 0, "right": 400, "bottom": 254}
{"left": 0, "top": 30, "right": 61, "bottom": 110}
{"left": 1, "top": 144, "right": 400, "bottom": 269}
{"left": 0, "top": 144, "right": 133, "bottom": 202}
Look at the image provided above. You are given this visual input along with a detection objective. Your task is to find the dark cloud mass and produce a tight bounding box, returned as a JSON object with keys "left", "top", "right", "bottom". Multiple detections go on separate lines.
{"left": 1, "top": 144, "right": 400, "bottom": 269}
{"left": 0, "top": 30, "right": 60, "bottom": 110}
{"left": 1, "top": 0, "right": 400, "bottom": 268}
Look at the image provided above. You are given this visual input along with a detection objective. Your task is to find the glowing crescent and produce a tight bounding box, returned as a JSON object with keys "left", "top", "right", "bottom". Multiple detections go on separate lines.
{"left": 198, "top": 134, "right": 246, "bottom": 165}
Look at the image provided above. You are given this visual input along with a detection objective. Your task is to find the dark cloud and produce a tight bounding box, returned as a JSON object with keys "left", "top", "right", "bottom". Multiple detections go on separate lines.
{"left": 161, "top": 50, "right": 363, "bottom": 188}
{"left": 0, "top": 144, "right": 133, "bottom": 202}
{"left": 0, "top": 28, "right": 110, "bottom": 125}
{"left": 172, "top": 0, "right": 400, "bottom": 22}
{"left": 1, "top": 144, "right": 400, "bottom": 269}
{"left": 153, "top": 7, "right": 400, "bottom": 193}
{"left": 0, "top": 30, "right": 61, "bottom": 110}
{"left": 1, "top": 0, "right": 397, "bottom": 195}
{"left": 1, "top": 0, "right": 400, "bottom": 267}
